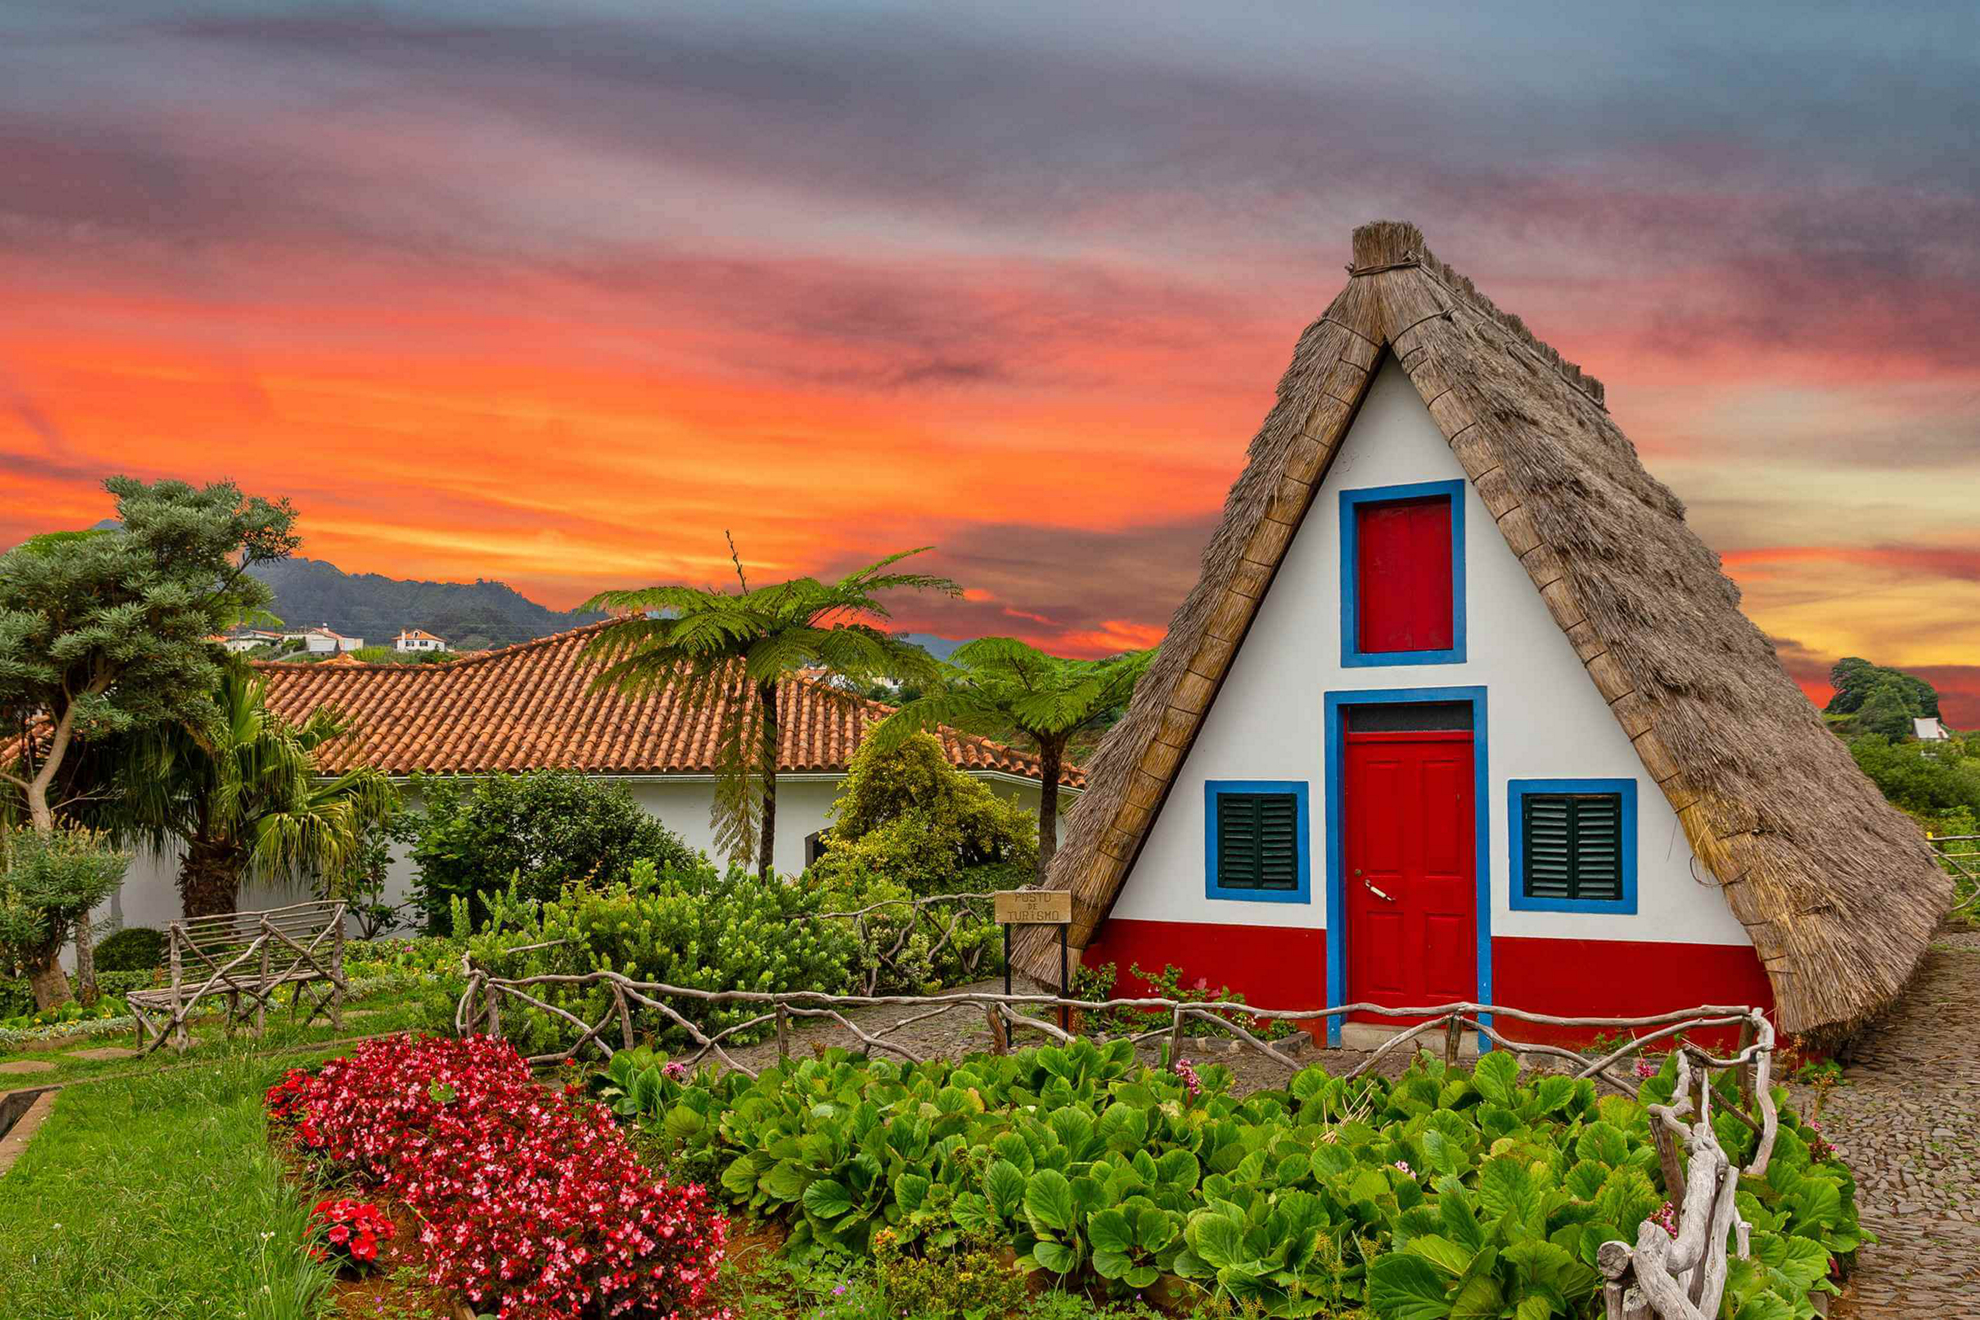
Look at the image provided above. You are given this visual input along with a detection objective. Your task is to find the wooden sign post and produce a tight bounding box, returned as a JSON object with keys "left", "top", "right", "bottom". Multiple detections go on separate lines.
{"left": 995, "top": 889, "right": 1074, "bottom": 1030}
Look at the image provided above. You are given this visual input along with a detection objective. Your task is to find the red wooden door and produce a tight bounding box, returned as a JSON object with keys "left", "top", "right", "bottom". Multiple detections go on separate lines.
{"left": 1344, "top": 729, "right": 1476, "bottom": 1019}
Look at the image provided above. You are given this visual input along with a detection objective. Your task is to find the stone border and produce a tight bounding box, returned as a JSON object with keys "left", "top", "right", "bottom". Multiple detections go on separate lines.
{"left": 0, "top": 1087, "right": 57, "bottom": 1179}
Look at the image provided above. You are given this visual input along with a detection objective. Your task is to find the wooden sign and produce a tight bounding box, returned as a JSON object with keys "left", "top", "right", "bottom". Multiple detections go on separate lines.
{"left": 994, "top": 889, "right": 1073, "bottom": 925}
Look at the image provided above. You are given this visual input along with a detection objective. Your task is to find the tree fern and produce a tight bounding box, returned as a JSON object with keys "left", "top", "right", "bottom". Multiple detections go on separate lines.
{"left": 581, "top": 546, "right": 958, "bottom": 877}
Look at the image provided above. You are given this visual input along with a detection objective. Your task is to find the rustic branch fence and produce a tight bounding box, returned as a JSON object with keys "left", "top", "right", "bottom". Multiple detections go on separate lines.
{"left": 1930, "top": 833, "right": 1980, "bottom": 920}
{"left": 455, "top": 945, "right": 1775, "bottom": 1320}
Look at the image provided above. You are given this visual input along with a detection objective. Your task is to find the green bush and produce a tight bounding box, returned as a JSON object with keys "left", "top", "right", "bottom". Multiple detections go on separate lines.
{"left": 812, "top": 734, "right": 1036, "bottom": 898}
{"left": 873, "top": 1228, "right": 1031, "bottom": 1319}
{"left": 94, "top": 926, "right": 167, "bottom": 971}
{"left": 605, "top": 1040, "right": 1858, "bottom": 1319}
{"left": 470, "top": 859, "right": 860, "bottom": 1053}
{"left": 404, "top": 770, "right": 701, "bottom": 932}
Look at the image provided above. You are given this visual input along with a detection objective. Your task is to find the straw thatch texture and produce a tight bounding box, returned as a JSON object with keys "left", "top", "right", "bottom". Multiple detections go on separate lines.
{"left": 1018, "top": 221, "right": 1949, "bottom": 1040}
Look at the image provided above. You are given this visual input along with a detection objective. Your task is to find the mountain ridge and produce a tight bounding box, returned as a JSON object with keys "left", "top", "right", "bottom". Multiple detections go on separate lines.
{"left": 247, "top": 557, "right": 602, "bottom": 652}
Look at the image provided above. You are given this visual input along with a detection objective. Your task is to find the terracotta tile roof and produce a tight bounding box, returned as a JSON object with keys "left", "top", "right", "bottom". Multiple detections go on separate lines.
{"left": 252, "top": 623, "right": 1083, "bottom": 787}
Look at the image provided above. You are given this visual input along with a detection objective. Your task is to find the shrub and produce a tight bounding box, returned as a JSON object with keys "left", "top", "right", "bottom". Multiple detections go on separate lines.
{"left": 94, "top": 926, "right": 167, "bottom": 971}
{"left": 873, "top": 1228, "right": 1030, "bottom": 1318}
{"left": 811, "top": 734, "right": 1036, "bottom": 898}
{"left": 269, "top": 1034, "right": 728, "bottom": 1319}
{"left": 0, "top": 826, "right": 131, "bottom": 1008}
{"left": 470, "top": 860, "right": 860, "bottom": 1053}
{"left": 608, "top": 1040, "right": 1857, "bottom": 1318}
{"left": 404, "top": 770, "right": 701, "bottom": 933}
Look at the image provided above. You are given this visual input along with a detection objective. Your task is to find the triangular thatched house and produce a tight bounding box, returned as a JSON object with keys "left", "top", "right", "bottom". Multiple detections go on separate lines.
{"left": 1018, "top": 221, "right": 1947, "bottom": 1047}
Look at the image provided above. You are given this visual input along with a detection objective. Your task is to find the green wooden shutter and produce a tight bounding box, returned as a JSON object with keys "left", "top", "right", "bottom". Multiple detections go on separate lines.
{"left": 1521, "top": 792, "right": 1624, "bottom": 901}
{"left": 1217, "top": 792, "right": 1299, "bottom": 890}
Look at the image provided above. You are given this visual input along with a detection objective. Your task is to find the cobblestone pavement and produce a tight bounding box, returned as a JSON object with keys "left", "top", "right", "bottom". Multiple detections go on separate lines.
{"left": 1814, "top": 929, "right": 1980, "bottom": 1317}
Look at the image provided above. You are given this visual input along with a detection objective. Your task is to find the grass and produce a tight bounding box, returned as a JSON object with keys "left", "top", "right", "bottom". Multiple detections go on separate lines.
{"left": 0, "top": 1052, "right": 345, "bottom": 1320}
{"left": 0, "top": 983, "right": 451, "bottom": 1094}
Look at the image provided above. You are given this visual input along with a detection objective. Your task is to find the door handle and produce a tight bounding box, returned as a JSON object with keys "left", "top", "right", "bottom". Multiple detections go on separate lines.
{"left": 1361, "top": 877, "right": 1395, "bottom": 902}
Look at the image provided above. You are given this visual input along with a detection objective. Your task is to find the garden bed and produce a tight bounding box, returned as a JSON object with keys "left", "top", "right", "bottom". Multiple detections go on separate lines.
{"left": 600, "top": 1038, "right": 1862, "bottom": 1319}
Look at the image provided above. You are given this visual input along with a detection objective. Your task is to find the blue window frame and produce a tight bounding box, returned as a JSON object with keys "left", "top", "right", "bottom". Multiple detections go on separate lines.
{"left": 1339, "top": 479, "right": 1467, "bottom": 667}
{"left": 1204, "top": 780, "right": 1311, "bottom": 904}
{"left": 1322, "top": 686, "right": 1491, "bottom": 1048}
{"left": 1507, "top": 779, "right": 1638, "bottom": 914}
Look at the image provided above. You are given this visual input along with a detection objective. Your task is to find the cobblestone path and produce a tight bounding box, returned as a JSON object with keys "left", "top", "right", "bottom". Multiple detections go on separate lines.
{"left": 1819, "top": 929, "right": 1980, "bottom": 1317}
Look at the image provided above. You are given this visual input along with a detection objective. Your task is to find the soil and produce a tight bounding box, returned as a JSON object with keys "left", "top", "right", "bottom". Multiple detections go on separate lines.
{"left": 720, "top": 976, "right": 1586, "bottom": 1092}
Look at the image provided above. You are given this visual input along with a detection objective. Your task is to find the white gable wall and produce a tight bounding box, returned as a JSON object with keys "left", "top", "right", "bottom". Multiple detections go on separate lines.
{"left": 1108, "top": 359, "right": 1749, "bottom": 948}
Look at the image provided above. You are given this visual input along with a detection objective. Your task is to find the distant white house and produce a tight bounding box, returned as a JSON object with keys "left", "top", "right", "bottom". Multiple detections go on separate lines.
{"left": 299, "top": 625, "right": 363, "bottom": 654}
{"left": 1914, "top": 717, "right": 1950, "bottom": 742}
{"left": 394, "top": 628, "right": 448, "bottom": 653}
{"left": 216, "top": 628, "right": 287, "bottom": 653}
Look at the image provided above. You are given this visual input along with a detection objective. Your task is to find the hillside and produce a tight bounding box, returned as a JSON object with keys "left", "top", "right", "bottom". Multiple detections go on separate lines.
{"left": 248, "top": 558, "right": 601, "bottom": 652}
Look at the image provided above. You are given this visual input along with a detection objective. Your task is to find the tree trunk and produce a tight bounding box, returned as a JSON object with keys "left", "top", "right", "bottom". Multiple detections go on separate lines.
{"left": 757, "top": 681, "right": 779, "bottom": 881}
{"left": 178, "top": 838, "right": 246, "bottom": 919}
{"left": 26, "top": 949, "right": 71, "bottom": 1011}
{"left": 74, "top": 916, "right": 98, "bottom": 1006}
{"left": 1035, "top": 738, "right": 1065, "bottom": 884}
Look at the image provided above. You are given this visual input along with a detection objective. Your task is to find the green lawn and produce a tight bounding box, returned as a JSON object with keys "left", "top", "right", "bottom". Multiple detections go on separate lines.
{"left": 0, "top": 983, "right": 450, "bottom": 1094}
{"left": 0, "top": 1053, "right": 340, "bottom": 1320}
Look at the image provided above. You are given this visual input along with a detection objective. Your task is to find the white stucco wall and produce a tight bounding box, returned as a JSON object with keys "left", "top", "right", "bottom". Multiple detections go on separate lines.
{"left": 1109, "top": 359, "right": 1749, "bottom": 948}
{"left": 89, "top": 771, "right": 1061, "bottom": 941}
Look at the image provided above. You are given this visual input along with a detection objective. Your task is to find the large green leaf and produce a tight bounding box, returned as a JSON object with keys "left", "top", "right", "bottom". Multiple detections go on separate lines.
{"left": 1404, "top": 1232, "right": 1476, "bottom": 1277}
{"left": 1472, "top": 1050, "right": 1520, "bottom": 1105}
{"left": 1030, "top": 1239, "right": 1079, "bottom": 1275}
{"left": 1087, "top": 1208, "right": 1135, "bottom": 1255}
{"left": 1791, "top": 1178, "right": 1845, "bottom": 1232}
{"left": 1367, "top": 1252, "right": 1454, "bottom": 1320}
{"left": 1756, "top": 1230, "right": 1833, "bottom": 1292}
{"left": 1574, "top": 1121, "right": 1629, "bottom": 1168}
{"left": 1186, "top": 1212, "right": 1248, "bottom": 1272}
{"left": 1024, "top": 1168, "right": 1078, "bottom": 1235}
{"left": 1479, "top": 1156, "right": 1535, "bottom": 1222}
{"left": 1504, "top": 1239, "right": 1596, "bottom": 1298}
{"left": 801, "top": 1178, "right": 854, "bottom": 1220}
{"left": 892, "top": 1172, "right": 931, "bottom": 1214}
{"left": 984, "top": 1159, "right": 1026, "bottom": 1218}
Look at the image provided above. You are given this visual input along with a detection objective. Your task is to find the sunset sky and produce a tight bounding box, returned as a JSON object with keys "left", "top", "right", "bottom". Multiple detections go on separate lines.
{"left": 3, "top": 3, "right": 1977, "bottom": 719}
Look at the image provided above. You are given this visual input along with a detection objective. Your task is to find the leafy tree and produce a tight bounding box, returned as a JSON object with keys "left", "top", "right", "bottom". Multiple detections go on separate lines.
{"left": 580, "top": 545, "right": 957, "bottom": 878}
{"left": 318, "top": 812, "right": 411, "bottom": 939}
{"left": 1853, "top": 676, "right": 1924, "bottom": 739}
{"left": 866, "top": 638, "right": 1154, "bottom": 879}
{"left": 1846, "top": 733, "right": 1980, "bottom": 819}
{"left": 404, "top": 770, "right": 700, "bottom": 933}
{"left": 1824, "top": 657, "right": 1939, "bottom": 722}
{"left": 0, "top": 826, "right": 131, "bottom": 1009}
{"left": 0, "top": 477, "right": 299, "bottom": 835}
{"left": 114, "top": 665, "right": 396, "bottom": 918}
{"left": 813, "top": 732, "right": 1037, "bottom": 897}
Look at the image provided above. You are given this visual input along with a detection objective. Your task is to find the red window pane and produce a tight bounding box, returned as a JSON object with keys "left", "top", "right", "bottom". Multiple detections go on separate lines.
{"left": 1356, "top": 495, "right": 1454, "bottom": 653}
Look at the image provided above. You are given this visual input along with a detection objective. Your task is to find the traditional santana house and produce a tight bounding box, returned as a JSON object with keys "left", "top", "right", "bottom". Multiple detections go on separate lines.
{"left": 1018, "top": 221, "right": 1948, "bottom": 1049}
{"left": 98, "top": 622, "right": 1081, "bottom": 932}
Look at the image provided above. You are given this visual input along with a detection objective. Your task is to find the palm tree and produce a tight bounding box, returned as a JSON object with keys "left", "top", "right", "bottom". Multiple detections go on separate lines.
{"left": 867, "top": 638, "right": 1155, "bottom": 880}
{"left": 581, "top": 545, "right": 958, "bottom": 878}
{"left": 119, "top": 665, "right": 396, "bottom": 918}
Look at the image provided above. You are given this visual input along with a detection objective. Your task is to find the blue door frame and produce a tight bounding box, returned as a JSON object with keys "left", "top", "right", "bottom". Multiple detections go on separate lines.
{"left": 1323, "top": 685, "right": 1492, "bottom": 1049}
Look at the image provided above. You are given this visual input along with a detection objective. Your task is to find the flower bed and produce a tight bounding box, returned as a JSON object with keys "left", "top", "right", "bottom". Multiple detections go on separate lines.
{"left": 604, "top": 1039, "right": 1860, "bottom": 1319}
{"left": 269, "top": 1034, "right": 729, "bottom": 1319}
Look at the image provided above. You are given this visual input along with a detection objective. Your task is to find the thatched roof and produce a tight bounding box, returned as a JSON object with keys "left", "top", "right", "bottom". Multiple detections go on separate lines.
{"left": 1018, "top": 220, "right": 1949, "bottom": 1040}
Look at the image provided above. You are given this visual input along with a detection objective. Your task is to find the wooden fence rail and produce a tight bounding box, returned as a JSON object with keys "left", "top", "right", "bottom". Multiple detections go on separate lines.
{"left": 454, "top": 952, "right": 1774, "bottom": 1320}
